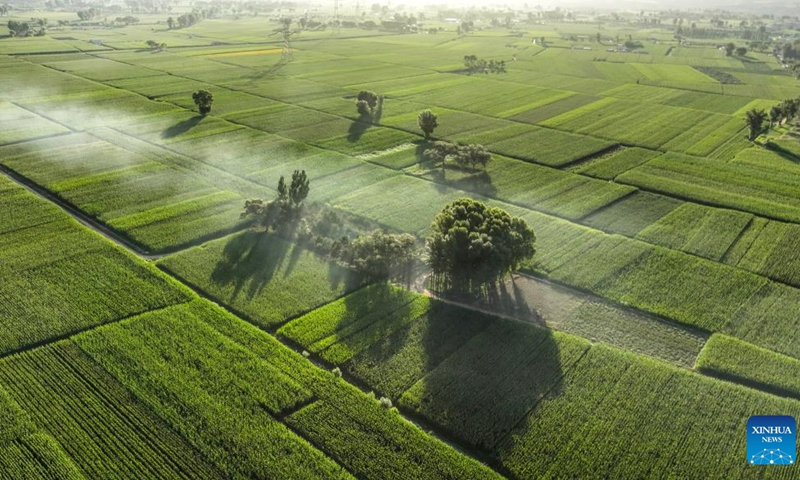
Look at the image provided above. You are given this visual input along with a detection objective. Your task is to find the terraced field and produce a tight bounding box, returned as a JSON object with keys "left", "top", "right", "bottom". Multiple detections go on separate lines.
{"left": 4, "top": 11, "right": 800, "bottom": 479}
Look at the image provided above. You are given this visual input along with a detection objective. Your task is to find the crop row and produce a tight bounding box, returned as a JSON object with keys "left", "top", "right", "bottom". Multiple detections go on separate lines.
{"left": 0, "top": 341, "right": 220, "bottom": 479}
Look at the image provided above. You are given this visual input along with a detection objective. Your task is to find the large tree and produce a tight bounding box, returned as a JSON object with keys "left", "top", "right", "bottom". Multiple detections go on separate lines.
{"left": 418, "top": 109, "right": 439, "bottom": 139}
{"left": 192, "top": 90, "right": 213, "bottom": 115}
{"left": 427, "top": 198, "right": 535, "bottom": 293}
{"left": 745, "top": 108, "right": 767, "bottom": 140}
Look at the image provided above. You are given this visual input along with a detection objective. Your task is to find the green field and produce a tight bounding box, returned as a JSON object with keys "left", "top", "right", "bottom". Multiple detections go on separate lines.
{"left": 4, "top": 8, "right": 800, "bottom": 478}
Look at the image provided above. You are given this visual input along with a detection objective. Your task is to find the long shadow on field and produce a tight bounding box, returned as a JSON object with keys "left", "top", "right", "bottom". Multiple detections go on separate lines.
{"left": 765, "top": 141, "right": 800, "bottom": 163}
{"left": 484, "top": 278, "right": 540, "bottom": 325}
{"left": 415, "top": 290, "right": 566, "bottom": 452}
{"left": 347, "top": 114, "right": 373, "bottom": 142}
{"left": 210, "top": 230, "right": 363, "bottom": 301}
{"left": 210, "top": 230, "right": 293, "bottom": 301}
{"left": 161, "top": 115, "right": 203, "bottom": 139}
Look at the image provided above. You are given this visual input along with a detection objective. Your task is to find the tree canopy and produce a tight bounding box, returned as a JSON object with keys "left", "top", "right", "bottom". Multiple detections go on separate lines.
{"left": 347, "top": 230, "right": 417, "bottom": 283}
{"left": 427, "top": 198, "right": 535, "bottom": 294}
{"left": 418, "top": 109, "right": 439, "bottom": 139}
{"left": 745, "top": 108, "right": 767, "bottom": 140}
{"left": 192, "top": 90, "right": 213, "bottom": 115}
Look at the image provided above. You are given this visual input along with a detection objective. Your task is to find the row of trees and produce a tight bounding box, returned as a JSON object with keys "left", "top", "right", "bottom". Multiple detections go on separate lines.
{"left": 463, "top": 55, "right": 507, "bottom": 74}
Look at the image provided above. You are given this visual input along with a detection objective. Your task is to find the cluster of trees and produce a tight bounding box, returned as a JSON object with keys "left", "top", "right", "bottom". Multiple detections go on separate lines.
{"left": 456, "top": 21, "right": 474, "bottom": 35}
{"left": 427, "top": 198, "right": 536, "bottom": 294}
{"left": 77, "top": 8, "right": 100, "bottom": 21}
{"left": 168, "top": 12, "right": 202, "bottom": 29}
{"left": 0, "top": 5, "right": 9, "bottom": 16}
{"left": 424, "top": 141, "right": 492, "bottom": 171}
{"left": 192, "top": 90, "right": 213, "bottom": 114}
{"left": 355, "top": 90, "right": 383, "bottom": 119}
{"left": 115, "top": 16, "right": 140, "bottom": 25}
{"left": 7, "top": 19, "right": 47, "bottom": 37}
{"left": 241, "top": 170, "right": 310, "bottom": 229}
{"left": 745, "top": 97, "right": 800, "bottom": 140}
{"left": 346, "top": 230, "right": 417, "bottom": 282}
{"left": 462, "top": 55, "right": 506, "bottom": 74}
{"left": 723, "top": 43, "right": 747, "bottom": 57}
{"left": 770, "top": 98, "right": 800, "bottom": 127}
{"left": 146, "top": 39, "right": 167, "bottom": 51}
{"left": 781, "top": 40, "right": 800, "bottom": 62}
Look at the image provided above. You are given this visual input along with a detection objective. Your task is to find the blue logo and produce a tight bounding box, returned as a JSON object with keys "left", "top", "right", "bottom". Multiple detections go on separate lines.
{"left": 747, "top": 415, "right": 796, "bottom": 465}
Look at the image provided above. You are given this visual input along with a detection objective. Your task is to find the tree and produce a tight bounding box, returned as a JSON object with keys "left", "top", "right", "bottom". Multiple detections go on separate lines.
{"left": 770, "top": 105, "right": 782, "bottom": 127}
{"left": 277, "top": 175, "right": 288, "bottom": 202}
{"left": 427, "top": 198, "right": 536, "bottom": 294}
{"left": 457, "top": 144, "right": 492, "bottom": 170}
{"left": 192, "top": 90, "right": 213, "bottom": 115}
{"left": 167, "top": 16, "right": 174, "bottom": 29}
{"left": 356, "top": 91, "right": 380, "bottom": 118}
{"left": 745, "top": 108, "right": 767, "bottom": 140}
{"left": 424, "top": 141, "right": 458, "bottom": 171}
{"left": 347, "top": 230, "right": 417, "bottom": 282}
{"left": 289, "top": 169, "right": 310, "bottom": 208}
{"left": 735, "top": 47, "right": 748, "bottom": 56}
{"left": 418, "top": 109, "right": 439, "bottom": 139}
{"left": 724, "top": 42, "right": 736, "bottom": 56}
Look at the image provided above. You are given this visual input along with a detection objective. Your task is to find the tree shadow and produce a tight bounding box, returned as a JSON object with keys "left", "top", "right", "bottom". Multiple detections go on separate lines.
{"left": 411, "top": 292, "right": 563, "bottom": 451}
{"left": 347, "top": 114, "right": 373, "bottom": 142}
{"left": 765, "top": 141, "right": 800, "bottom": 163}
{"left": 210, "top": 230, "right": 292, "bottom": 301}
{"left": 161, "top": 115, "right": 203, "bottom": 138}
{"left": 446, "top": 169, "right": 498, "bottom": 198}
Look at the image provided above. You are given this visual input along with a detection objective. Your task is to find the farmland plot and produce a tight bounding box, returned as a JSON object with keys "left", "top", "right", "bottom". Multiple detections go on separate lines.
{"left": 582, "top": 191, "right": 683, "bottom": 237}
{"left": 636, "top": 203, "right": 753, "bottom": 261}
{"left": 0, "top": 386, "right": 82, "bottom": 479}
{"left": 0, "top": 101, "right": 69, "bottom": 146}
{"left": 696, "top": 334, "right": 800, "bottom": 400}
{"left": 733, "top": 220, "right": 800, "bottom": 287}
{"left": 0, "top": 133, "right": 249, "bottom": 252}
{"left": 618, "top": 151, "right": 800, "bottom": 223}
{"left": 496, "top": 344, "right": 800, "bottom": 479}
{"left": 0, "top": 176, "right": 189, "bottom": 355}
